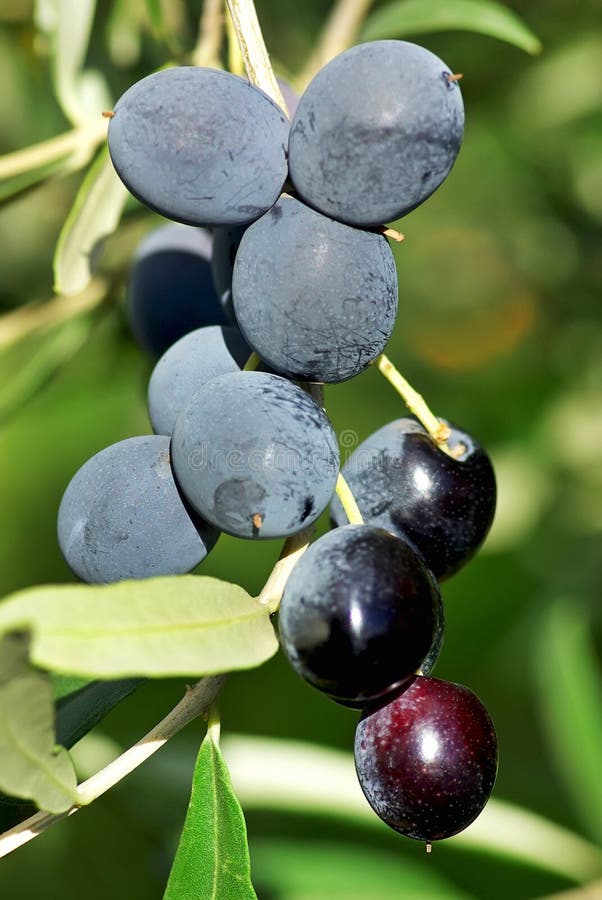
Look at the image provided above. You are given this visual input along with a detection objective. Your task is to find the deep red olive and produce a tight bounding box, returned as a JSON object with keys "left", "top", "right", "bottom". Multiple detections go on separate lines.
{"left": 355, "top": 676, "right": 498, "bottom": 842}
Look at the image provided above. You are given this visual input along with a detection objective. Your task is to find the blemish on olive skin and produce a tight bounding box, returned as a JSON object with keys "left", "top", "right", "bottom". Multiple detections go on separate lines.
{"left": 301, "top": 496, "right": 315, "bottom": 521}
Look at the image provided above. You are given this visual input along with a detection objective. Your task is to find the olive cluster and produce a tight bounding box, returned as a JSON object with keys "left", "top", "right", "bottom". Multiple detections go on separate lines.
{"left": 58, "top": 40, "right": 497, "bottom": 845}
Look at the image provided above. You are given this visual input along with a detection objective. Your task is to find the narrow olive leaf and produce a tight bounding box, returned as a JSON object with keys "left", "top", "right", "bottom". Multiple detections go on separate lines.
{"left": 34, "top": 0, "right": 111, "bottom": 124}
{"left": 533, "top": 599, "right": 602, "bottom": 846}
{"left": 0, "top": 672, "right": 78, "bottom": 814}
{"left": 361, "top": 0, "right": 542, "bottom": 55}
{"left": 54, "top": 146, "right": 128, "bottom": 296}
{"left": 55, "top": 678, "right": 144, "bottom": 749}
{"left": 52, "top": 674, "right": 93, "bottom": 701}
{"left": 0, "top": 633, "right": 30, "bottom": 682}
{"left": 164, "top": 713, "right": 257, "bottom": 900}
{"left": 0, "top": 576, "right": 279, "bottom": 678}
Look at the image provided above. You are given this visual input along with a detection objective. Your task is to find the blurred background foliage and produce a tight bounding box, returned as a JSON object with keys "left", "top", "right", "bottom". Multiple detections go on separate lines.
{"left": 0, "top": 0, "right": 601, "bottom": 897}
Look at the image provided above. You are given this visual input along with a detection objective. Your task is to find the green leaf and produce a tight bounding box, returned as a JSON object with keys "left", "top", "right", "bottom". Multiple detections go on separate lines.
{"left": 0, "top": 633, "right": 30, "bottom": 682}
{"left": 251, "top": 838, "right": 470, "bottom": 899}
{"left": 52, "top": 673, "right": 94, "bottom": 701}
{"left": 0, "top": 669, "right": 139, "bottom": 814}
{"left": 0, "top": 671, "right": 78, "bottom": 813}
{"left": 53, "top": 147, "right": 128, "bottom": 296}
{"left": 0, "top": 576, "right": 278, "bottom": 678}
{"left": 164, "top": 712, "right": 257, "bottom": 900}
{"left": 55, "top": 678, "right": 144, "bottom": 749}
{"left": 34, "top": 0, "right": 111, "bottom": 124}
{"left": 533, "top": 599, "right": 602, "bottom": 845}
{"left": 361, "top": 0, "right": 542, "bottom": 55}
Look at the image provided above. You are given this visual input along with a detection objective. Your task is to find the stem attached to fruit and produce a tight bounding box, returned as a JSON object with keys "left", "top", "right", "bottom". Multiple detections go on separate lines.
{"left": 375, "top": 354, "right": 452, "bottom": 453}
{"left": 225, "top": 0, "right": 287, "bottom": 112}
{"left": 258, "top": 527, "right": 315, "bottom": 613}
{"left": 243, "top": 351, "right": 262, "bottom": 371}
{"left": 335, "top": 472, "right": 364, "bottom": 525}
{"left": 381, "top": 227, "right": 405, "bottom": 243}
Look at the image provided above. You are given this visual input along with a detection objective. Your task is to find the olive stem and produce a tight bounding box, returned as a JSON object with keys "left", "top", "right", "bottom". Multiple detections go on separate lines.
{"left": 225, "top": 0, "right": 288, "bottom": 113}
{"left": 335, "top": 472, "right": 364, "bottom": 525}
{"left": 0, "top": 675, "right": 226, "bottom": 859}
{"left": 242, "top": 351, "right": 262, "bottom": 371}
{"left": 0, "top": 511, "right": 312, "bottom": 859}
{"left": 381, "top": 227, "right": 405, "bottom": 243}
{"left": 0, "top": 120, "right": 106, "bottom": 182}
{"left": 258, "top": 527, "right": 315, "bottom": 613}
{"left": 375, "top": 354, "right": 452, "bottom": 452}
{"left": 0, "top": 278, "right": 110, "bottom": 352}
{"left": 192, "top": 0, "right": 224, "bottom": 69}
{"left": 0, "top": 464, "right": 314, "bottom": 857}
{"left": 298, "top": 0, "right": 376, "bottom": 89}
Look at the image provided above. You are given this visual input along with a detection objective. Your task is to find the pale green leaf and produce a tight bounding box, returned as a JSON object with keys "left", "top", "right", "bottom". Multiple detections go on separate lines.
{"left": 54, "top": 147, "right": 128, "bottom": 296}
{"left": 0, "top": 576, "right": 278, "bottom": 678}
{"left": 251, "top": 838, "right": 470, "bottom": 899}
{"left": 509, "top": 37, "right": 602, "bottom": 131}
{"left": 34, "top": 0, "right": 111, "bottom": 124}
{"left": 52, "top": 674, "right": 93, "bottom": 701}
{"left": 164, "top": 714, "right": 257, "bottom": 899}
{"left": 361, "top": 0, "right": 542, "bottom": 55}
{"left": 533, "top": 599, "right": 602, "bottom": 845}
{"left": 0, "top": 672, "right": 78, "bottom": 813}
{"left": 0, "top": 633, "right": 30, "bottom": 682}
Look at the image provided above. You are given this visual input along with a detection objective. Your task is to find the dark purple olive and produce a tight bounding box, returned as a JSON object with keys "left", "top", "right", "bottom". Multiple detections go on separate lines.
{"left": 355, "top": 675, "right": 498, "bottom": 842}
{"left": 331, "top": 418, "right": 496, "bottom": 580}
{"left": 278, "top": 525, "right": 442, "bottom": 706}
